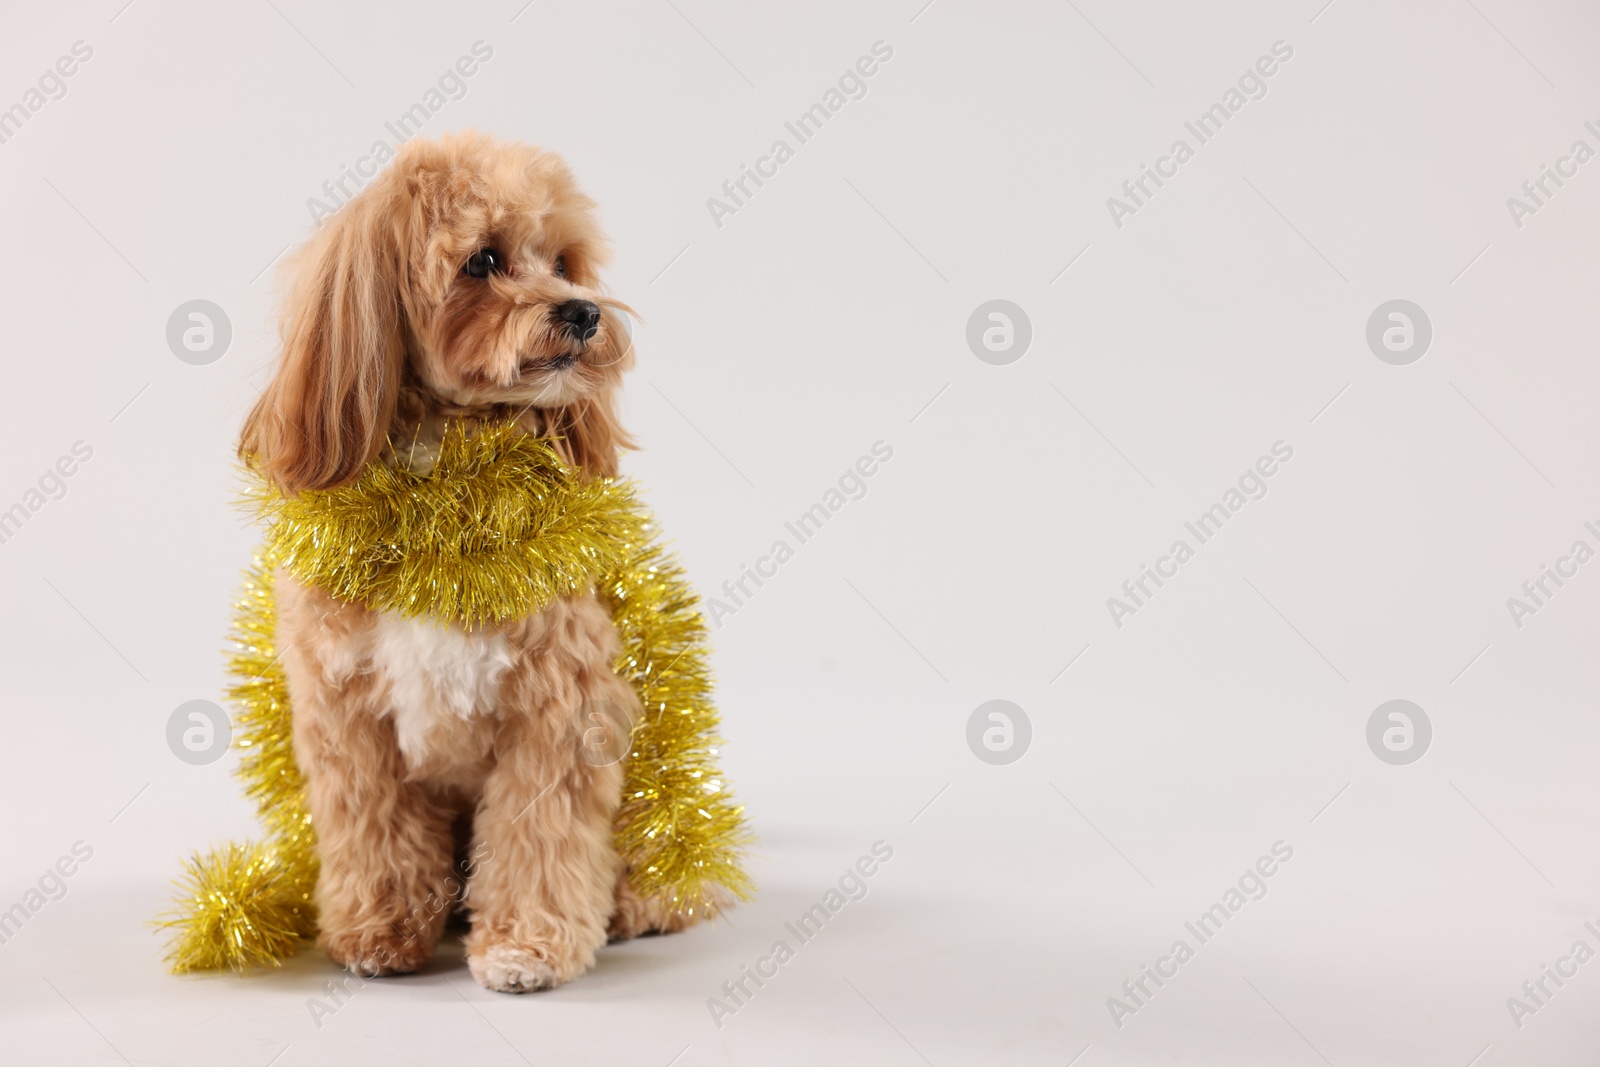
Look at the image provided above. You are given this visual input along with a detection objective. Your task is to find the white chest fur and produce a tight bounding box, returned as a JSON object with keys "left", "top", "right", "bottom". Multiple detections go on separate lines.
{"left": 370, "top": 612, "right": 515, "bottom": 764}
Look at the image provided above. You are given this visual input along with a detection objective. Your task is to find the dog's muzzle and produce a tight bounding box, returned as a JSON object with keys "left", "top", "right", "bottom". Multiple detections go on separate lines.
{"left": 557, "top": 299, "right": 601, "bottom": 342}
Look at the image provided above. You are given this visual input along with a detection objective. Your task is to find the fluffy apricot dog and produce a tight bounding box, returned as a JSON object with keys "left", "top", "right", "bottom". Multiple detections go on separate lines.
{"left": 242, "top": 132, "right": 695, "bottom": 992}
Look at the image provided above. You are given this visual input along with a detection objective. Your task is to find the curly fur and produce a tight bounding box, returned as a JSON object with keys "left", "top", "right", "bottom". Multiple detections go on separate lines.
{"left": 243, "top": 132, "right": 699, "bottom": 992}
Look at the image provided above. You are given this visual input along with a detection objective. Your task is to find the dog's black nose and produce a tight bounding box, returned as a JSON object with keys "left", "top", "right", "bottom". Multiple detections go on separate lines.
{"left": 557, "top": 299, "right": 601, "bottom": 341}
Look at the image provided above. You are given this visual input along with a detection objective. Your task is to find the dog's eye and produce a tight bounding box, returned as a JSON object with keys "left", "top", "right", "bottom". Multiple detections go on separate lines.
{"left": 553, "top": 254, "right": 567, "bottom": 279}
{"left": 464, "top": 248, "right": 503, "bottom": 279}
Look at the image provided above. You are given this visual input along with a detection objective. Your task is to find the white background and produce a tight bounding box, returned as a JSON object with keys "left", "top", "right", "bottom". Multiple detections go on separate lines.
{"left": 1, "top": 0, "right": 1598, "bottom": 1064}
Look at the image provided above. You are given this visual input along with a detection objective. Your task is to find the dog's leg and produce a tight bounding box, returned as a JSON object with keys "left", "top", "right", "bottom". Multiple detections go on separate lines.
{"left": 465, "top": 597, "right": 631, "bottom": 993}
{"left": 280, "top": 577, "right": 457, "bottom": 978}
{"left": 300, "top": 707, "right": 457, "bottom": 977}
{"left": 607, "top": 869, "right": 719, "bottom": 941}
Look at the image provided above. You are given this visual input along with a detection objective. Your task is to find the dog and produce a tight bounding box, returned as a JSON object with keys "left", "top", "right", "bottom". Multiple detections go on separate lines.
{"left": 241, "top": 131, "right": 699, "bottom": 992}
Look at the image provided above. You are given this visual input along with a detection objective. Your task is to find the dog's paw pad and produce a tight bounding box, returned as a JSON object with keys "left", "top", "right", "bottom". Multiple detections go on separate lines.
{"left": 468, "top": 943, "right": 560, "bottom": 993}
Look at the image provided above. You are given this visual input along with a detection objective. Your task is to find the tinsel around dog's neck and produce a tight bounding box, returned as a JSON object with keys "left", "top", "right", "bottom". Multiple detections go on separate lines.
{"left": 250, "top": 420, "right": 647, "bottom": 629}
{"left": 157, "top": 420, "right": 752, "bottom": 972}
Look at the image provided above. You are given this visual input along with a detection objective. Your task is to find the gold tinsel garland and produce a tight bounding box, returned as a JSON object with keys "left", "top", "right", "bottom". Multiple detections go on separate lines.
{"left": 157, "top": 423, "right": 751, "bottom": 973}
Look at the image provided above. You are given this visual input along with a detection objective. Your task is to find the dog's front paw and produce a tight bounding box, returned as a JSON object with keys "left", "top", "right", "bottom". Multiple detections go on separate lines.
{"left": 467, "top": 941, "right": 563, "bottom": 993}
{"left": 321, "top": 926, "right": 433, "bottom": 978}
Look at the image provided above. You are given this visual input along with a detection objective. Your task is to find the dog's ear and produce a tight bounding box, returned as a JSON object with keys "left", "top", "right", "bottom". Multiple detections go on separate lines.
{"left": 240, "top": 193, "right": 404, "bottom": 494}
{"left": 551, "top": 385, "right": 634, "bottom": 479}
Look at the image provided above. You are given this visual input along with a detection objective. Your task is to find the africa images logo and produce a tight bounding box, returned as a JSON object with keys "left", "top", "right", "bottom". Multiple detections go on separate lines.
{"left": 304, "top": 41, "right": 494, "bottom": 225}
{"left": 1105, "top": 441, "right": 1294, "bottom": 628}
{"left": 704, "top": 41, "right": 895, "bottom": 229}
{"left": 1104, "top": 40, "right": 1294, "bottom": 229}
{"left": 1106, "top": 841, "right": 1295, "bottom": 1029}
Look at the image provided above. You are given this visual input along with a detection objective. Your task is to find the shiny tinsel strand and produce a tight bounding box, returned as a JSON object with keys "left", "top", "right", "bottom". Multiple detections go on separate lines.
{"left": 226, "top": 556, "right": 315, "bottom": 853}
{"left": 249, "top": 421, "right": 649, "bottom": 629}
{"left": 154, "top": 555, "right": 320, "bottom": 972}
{"left": 605, "top": 538, "right": 753, "bottom": 910}
{"left": 160, "top": 423, "right": 749, "bottom": 971}
{"left": 155, "top": 840, "right": 317, "bottom": 973}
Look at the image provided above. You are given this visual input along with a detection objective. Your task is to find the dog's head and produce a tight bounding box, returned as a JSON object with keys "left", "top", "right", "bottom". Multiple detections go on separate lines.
{"left": 242, "top": 131, "right": 634, "bottom": 492}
